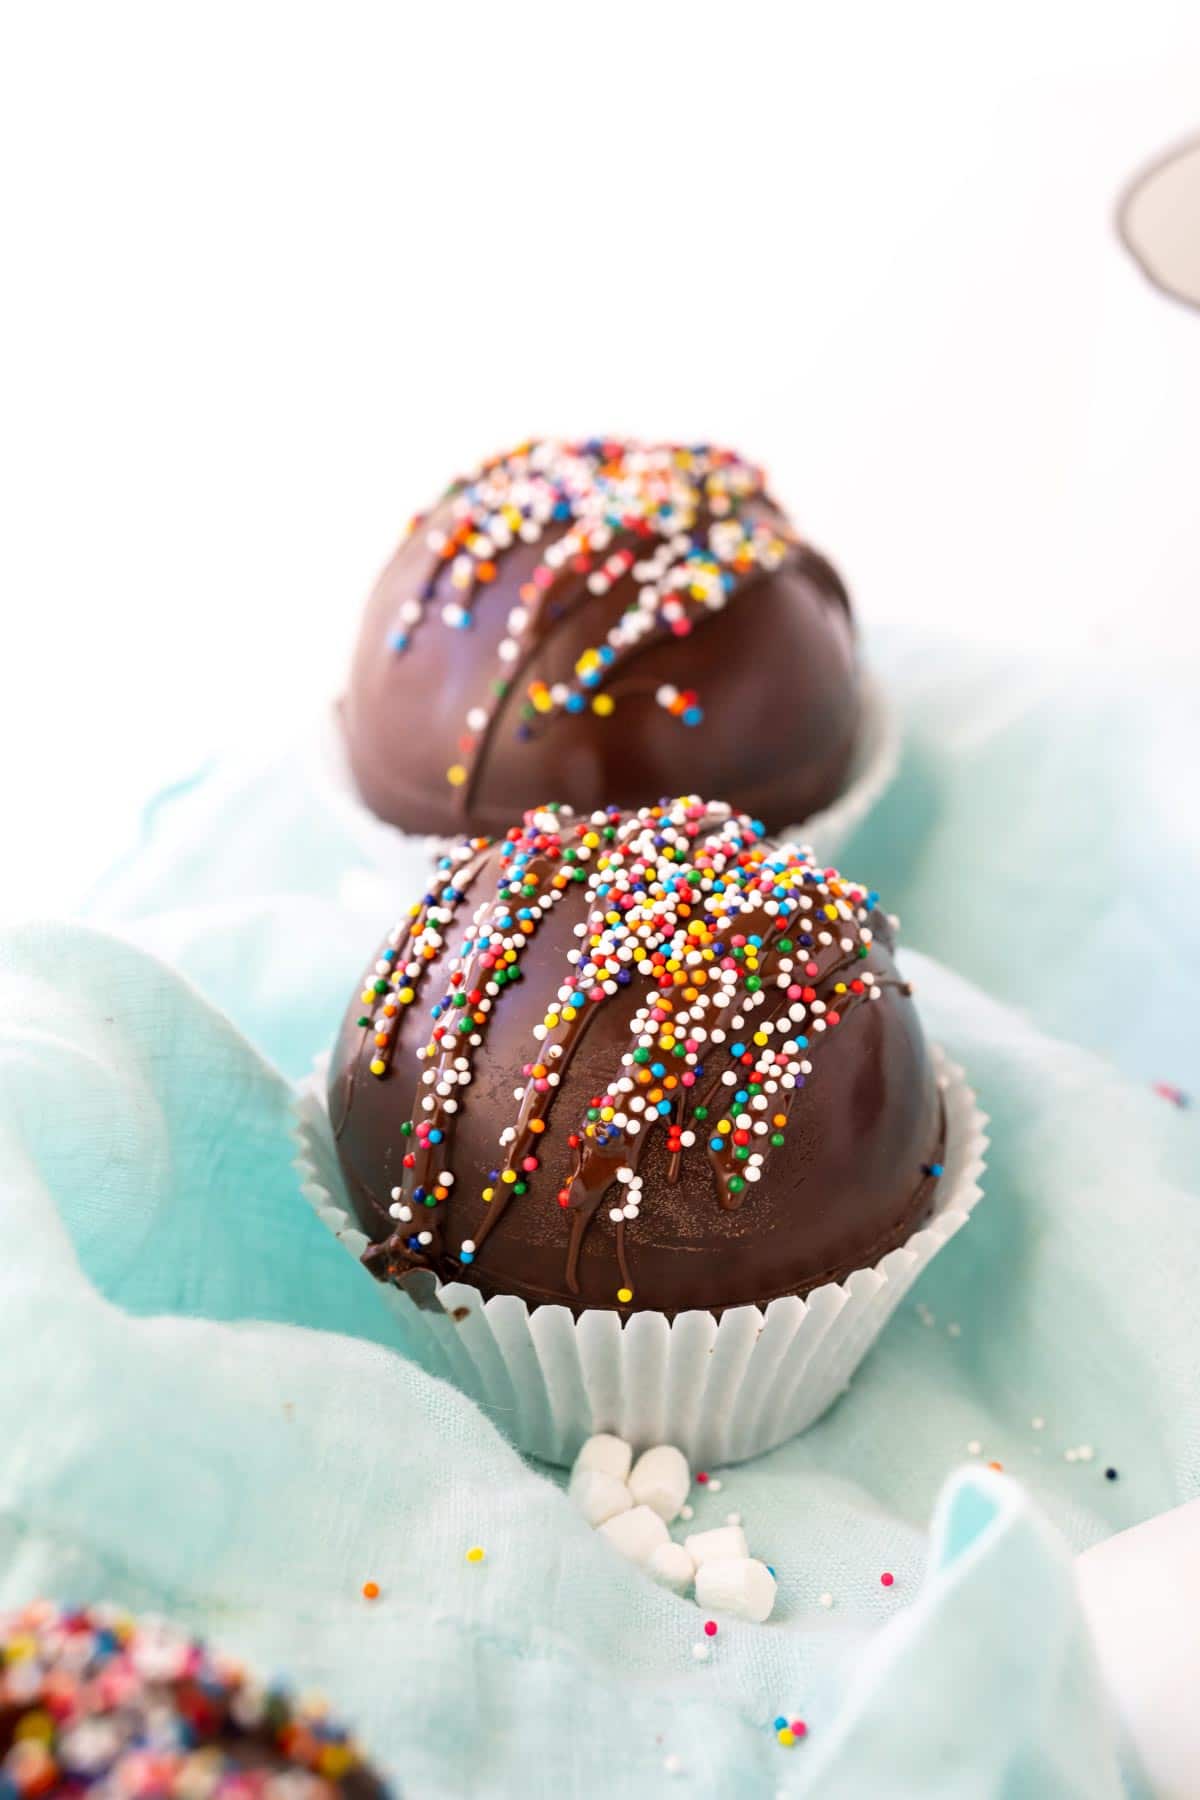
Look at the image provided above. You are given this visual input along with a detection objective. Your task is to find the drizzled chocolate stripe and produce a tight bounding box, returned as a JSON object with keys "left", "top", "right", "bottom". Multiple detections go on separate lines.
{"left": 456, "top": 558, "right": 627, "bottom": 823}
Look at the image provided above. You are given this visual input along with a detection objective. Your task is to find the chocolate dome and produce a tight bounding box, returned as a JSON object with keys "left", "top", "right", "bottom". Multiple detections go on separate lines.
{"left": 0, "top": 1601, "right": 390, "bottom": 1799}
{"left": 329, "top": 798, "right": 943, "bottom": 1317}
{"left": 341, "top": 440, "right": 859, "bottom": 837}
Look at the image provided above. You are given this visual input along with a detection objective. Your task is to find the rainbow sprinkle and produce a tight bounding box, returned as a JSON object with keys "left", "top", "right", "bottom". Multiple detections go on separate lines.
{"left": 1152, "top": 1081, "right": 1191, "bottom": 1109}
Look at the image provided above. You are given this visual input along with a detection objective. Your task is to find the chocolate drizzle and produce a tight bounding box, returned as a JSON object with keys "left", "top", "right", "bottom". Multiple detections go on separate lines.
{"left": 347, "top": 798, "right": 932, "bottom": 1309}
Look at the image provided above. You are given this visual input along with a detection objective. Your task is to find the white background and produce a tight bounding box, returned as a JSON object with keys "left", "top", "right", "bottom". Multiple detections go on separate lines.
{"left": 2, "top": 3, "right": 1198, "bottom": 921}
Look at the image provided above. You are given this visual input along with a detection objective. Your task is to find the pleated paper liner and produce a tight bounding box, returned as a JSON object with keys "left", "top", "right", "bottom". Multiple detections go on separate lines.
{"left": 294, "top": 1045, "right": 986, "bottom": 1468}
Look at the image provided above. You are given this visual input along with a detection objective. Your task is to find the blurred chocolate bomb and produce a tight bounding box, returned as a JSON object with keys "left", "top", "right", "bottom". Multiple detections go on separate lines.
{"left": 342, "top": 439, "right": 860, "bottom": 836}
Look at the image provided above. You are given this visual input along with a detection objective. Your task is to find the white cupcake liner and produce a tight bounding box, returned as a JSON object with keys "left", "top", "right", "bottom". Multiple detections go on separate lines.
{"left": 302, "top": 669, "right": 897, "bottom": 878}
{"left": 293, "top": 1045, "right": 986, "bottom": 1468}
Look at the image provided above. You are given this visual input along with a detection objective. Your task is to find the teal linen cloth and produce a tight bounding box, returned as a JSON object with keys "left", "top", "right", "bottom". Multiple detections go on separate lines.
{"left": 2, "top": 630, "right": 1195, "bottom": 1795}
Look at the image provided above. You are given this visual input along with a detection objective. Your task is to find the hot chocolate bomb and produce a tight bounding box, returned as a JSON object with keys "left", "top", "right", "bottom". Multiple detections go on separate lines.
{"left": 0, "top": 1600, "right": 389, "bottom": 1800}
{"left": 341, "top": 440, "right": 859, "bottom": 837}
{"left": 329, "top": 798, "right": 944, "bottom": 1317}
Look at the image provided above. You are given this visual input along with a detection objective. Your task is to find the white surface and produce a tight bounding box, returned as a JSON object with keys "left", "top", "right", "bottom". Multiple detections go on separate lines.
{"left": 2, "top": 2, "right": 1199, "bottom": 924}
{"left": 1076, "top": 1501, "right": 1200, "bottom": 1797}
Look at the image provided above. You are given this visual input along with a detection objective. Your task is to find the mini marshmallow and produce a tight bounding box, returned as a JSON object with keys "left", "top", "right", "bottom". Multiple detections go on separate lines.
{"left": 694, "top": 1557, "right": 777, "bottom": 1623}
{"left": 598, "top": 1504, "right": 670, "bottom": 1566}
{"left": 573, "top": 1433, "right": 633, "bottom": 1483}
{"left": 685, "top": 1524, "right": 749, "bottom": 1567}
{"left": 569, "top": 1468, "right": 633, "bottom": 1528}
{"left": 629, "top": 1444, "right": 691, "bottom": 1522}
{"left": 647, "top": 1541, "right": 696, "bottom": 1593}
